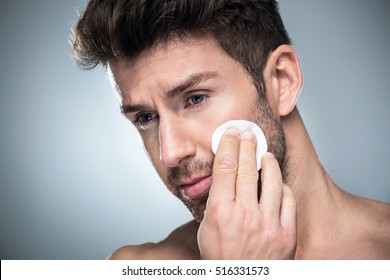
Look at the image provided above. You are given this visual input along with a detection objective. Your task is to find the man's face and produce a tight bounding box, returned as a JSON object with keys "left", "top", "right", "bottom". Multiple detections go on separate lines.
{"left": 110, "top": 37, "right": 285, "bottom": 221}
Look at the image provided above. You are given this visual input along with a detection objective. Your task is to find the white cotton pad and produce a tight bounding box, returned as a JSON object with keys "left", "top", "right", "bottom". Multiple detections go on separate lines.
{"left": 211, "top": 120, "right": 267, "bottom": 170}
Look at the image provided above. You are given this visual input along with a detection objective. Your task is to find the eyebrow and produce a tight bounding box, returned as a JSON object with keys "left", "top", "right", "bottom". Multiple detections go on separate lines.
{"left": 121, "top": 71, "right": 218, "bottom": 114}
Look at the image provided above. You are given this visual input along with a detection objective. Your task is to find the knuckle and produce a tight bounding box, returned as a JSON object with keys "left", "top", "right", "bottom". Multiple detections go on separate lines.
{"left": 214, "top": 156, "right": 237, "bottom": 174}
{"left": 207, "top": 201, "right": 230, "bottom": 221}
{"left": 264, "top": 177, "right": 282, "bottom": 192}
{"left": 262, "top": 227, "right": 277, "bottom": 244}
{"left": 241, "top": 208, "right": 258, "bottom": 231}
{"left": 236, "top": 204, "right": 252, "bottom": 220}
{"left": 238, "top": 165, "right": 259, "bottom": 178}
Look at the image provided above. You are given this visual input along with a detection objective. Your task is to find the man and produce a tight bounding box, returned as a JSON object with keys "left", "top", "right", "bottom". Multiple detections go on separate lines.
{"left": 72, "top": 0, "right": 390, "bottom": 259}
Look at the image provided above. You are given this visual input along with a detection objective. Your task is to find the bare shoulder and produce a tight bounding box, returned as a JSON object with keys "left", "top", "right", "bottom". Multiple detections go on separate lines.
{"left": 108, "top": 220, "right": 200, "bottom": 260}
{"left": 358, "top": 196, "right": 390, "bottom": 228}
{"left": 352, "top": 195, "right": 390, "bottom": 258}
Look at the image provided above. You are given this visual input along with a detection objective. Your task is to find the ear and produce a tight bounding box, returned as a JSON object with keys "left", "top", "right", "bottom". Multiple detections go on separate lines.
{"left": 263, "top": 45, "right": 303, "bottom": 116}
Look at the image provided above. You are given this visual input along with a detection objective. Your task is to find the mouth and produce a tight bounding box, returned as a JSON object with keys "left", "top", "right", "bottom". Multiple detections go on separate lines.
{"left": 180, "top": 175, "right": 212, "bottom": 199}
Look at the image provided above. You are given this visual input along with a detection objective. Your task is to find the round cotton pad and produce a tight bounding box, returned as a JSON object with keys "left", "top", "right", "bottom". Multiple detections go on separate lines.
{"left": 211, "top": 120, "right": 267, "bottom": 170}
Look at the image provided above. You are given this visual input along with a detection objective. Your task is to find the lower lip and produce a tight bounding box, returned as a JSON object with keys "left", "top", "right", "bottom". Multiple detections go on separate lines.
{"left": 181, "top": 176, "right": 212, "bottom": 199}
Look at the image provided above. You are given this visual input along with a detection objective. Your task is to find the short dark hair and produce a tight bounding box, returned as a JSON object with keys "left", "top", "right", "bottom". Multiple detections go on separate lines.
{"left": 72, "top": 0, "right": 291, "bottom": 95}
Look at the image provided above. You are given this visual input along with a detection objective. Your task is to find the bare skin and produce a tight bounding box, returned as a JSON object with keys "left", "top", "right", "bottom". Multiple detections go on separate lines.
{"left": 108, "top": 36, "right": 390, "bottom": 260}
{"left": 110, "top": 110, "right": 390, "bottom": 260}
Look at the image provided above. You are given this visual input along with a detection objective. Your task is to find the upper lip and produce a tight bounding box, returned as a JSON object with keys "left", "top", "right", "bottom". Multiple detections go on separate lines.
{"left": 180, "top": 175, "right": 211, "bottom": 187}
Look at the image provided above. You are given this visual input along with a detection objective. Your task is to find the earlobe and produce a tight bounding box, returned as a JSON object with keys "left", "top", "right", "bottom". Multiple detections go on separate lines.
{"left": 265, "top": 45, "right": 303, "bottom": 117}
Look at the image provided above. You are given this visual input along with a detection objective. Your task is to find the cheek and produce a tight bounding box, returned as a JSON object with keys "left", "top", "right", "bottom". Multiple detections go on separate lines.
{"left": 209, "top": 86, "right": 259, "bottom": 123}
{"left": 205, "top": 102, "right": 256, "bottom": 133}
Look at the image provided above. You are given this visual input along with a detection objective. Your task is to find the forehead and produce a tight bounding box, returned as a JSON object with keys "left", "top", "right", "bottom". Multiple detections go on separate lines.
{"left": 108, "top": 36, "right": 244, "bottom": 102}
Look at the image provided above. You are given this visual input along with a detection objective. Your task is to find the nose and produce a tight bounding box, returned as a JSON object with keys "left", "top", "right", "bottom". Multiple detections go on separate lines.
{"left": 158, "top": 115, "right": 196, "bottom": 167}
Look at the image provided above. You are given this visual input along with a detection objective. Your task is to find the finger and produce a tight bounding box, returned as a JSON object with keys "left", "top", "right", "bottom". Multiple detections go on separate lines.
{"left": 259, "top": 152, "right": 284, "bottom": 221}
{"left": 280, "top": 184, "right": 297, "bottom": 232}
{"left": 209, "top": 128, "right": 240, "bottom": 203}
{"left": 236, "top": 130, "right": 259, "bottom": 205}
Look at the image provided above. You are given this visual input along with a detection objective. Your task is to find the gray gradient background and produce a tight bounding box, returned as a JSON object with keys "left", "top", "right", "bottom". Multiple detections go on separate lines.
{"left": 0, "top": 0, "right": 389, "bottom": 260}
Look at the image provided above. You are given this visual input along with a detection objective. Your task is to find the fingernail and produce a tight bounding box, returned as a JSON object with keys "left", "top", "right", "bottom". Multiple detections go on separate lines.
{"left": 262, "top": 152, "right": 275, "bottom": 159}
{"left": 225, "top": 127, "right": 240, "bottom": 136}
{"left": 241, "top": 130, "right": 256, "bottom": 141}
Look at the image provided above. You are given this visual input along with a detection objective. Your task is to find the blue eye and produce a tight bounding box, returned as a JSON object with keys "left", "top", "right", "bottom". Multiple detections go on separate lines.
{"left": 188, "top": 95, "right": 205, "bottom": 105}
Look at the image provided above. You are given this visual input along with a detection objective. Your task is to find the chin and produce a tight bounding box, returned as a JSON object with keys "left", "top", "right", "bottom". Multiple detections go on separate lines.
{"left": 183, "top": 197, "right": 208, "bottom": 223}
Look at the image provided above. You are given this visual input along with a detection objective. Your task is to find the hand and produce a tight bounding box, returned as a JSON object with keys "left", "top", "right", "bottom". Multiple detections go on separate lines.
{"left": 198, "top": 128, "right": 297, "bottom": 259}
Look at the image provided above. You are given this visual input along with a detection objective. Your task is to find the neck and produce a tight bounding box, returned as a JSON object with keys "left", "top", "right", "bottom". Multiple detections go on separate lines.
{"left": 282, "top": 108, "right": 325, "bottom": 204}
{"left": 281, "top": 108, "right": 349, "bottom": 256}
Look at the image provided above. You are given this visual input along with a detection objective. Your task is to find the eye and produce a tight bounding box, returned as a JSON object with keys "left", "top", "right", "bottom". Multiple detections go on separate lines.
{"left": 135, "top": 112, "right": 158, "bottom": 128}
{"left": 138, "top": 113, "right": 154, "bottom": 122}
{"left": 187, "top": 94, "right": 206, "bottom": 107}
